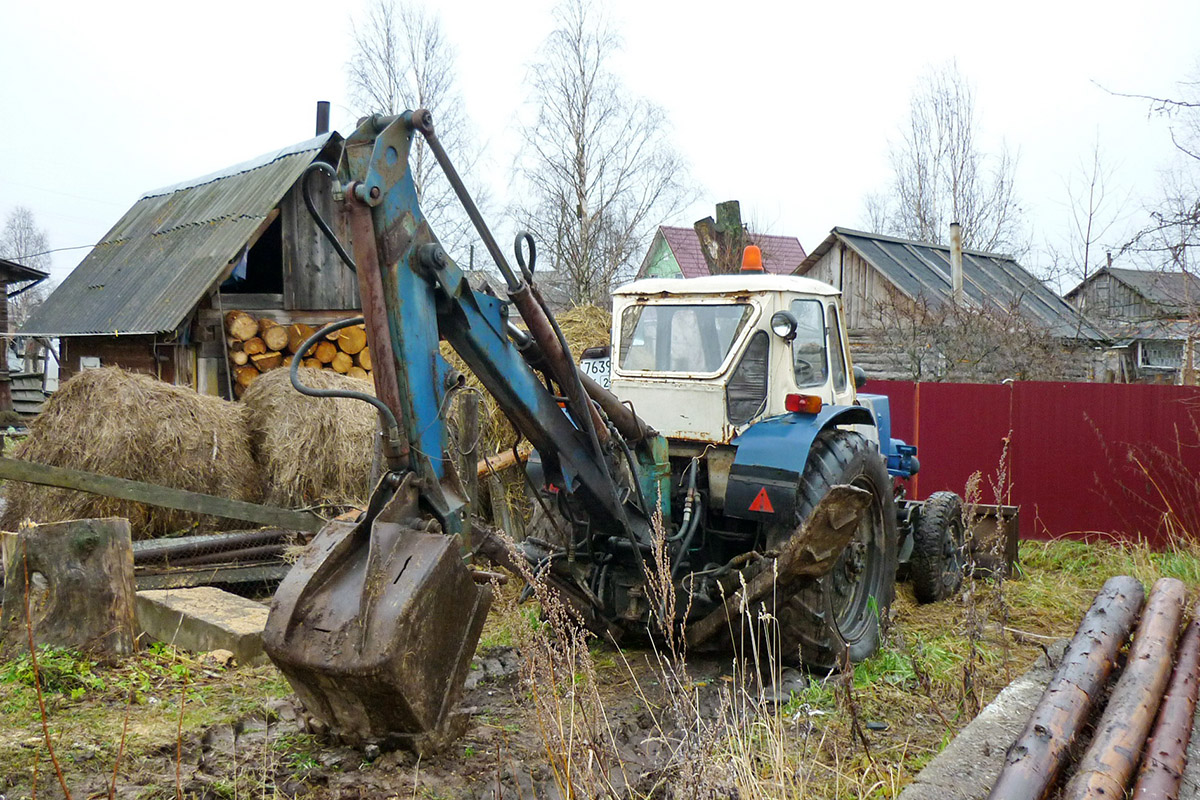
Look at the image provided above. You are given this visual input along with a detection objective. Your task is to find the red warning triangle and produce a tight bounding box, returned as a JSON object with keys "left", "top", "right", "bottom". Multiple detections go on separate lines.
{"left": 748, "top": 487, "right": 774, "bottom": 513}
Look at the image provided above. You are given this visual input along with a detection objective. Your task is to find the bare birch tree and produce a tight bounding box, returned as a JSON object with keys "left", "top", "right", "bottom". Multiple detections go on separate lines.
{"left": 347, "top": 0, "right": 488, "bottom": 266}
{"left": 1, "top": 207, "right": 50, "bottom": 272}
{"left": 868, "top": 63, "right": 1027, "bottom": 255}
{"left": 515, "top": 0, "right": 692, "bottom": 305}
{"left": 0, "top": 207, "right": 54, "bottom": 333}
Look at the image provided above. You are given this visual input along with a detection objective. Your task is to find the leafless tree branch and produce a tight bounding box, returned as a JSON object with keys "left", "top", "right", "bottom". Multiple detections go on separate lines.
{"left": 514, "top": 0, "right": 694, "bottom": 305}
{"left": 866, "top": 63, "right": 1027, "bottom": 256}
{"left": 347, "top": 0, "right": 491, "bottom": 267}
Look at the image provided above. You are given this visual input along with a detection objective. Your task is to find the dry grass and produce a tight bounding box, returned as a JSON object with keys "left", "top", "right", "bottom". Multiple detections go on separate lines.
{"left": 240, "top": 367, "right": 376, "bottom": 510}
{"left": 1, "top": 368, "right": 260, "bottom": 539}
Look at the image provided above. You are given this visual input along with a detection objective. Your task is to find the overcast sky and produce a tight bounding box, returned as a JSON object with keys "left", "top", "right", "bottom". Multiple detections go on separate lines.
{"left": 2, "top": 0, "right": 1198, "bottom": 289}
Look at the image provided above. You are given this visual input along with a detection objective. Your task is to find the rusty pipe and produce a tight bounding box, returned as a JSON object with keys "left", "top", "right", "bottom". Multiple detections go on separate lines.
{"left": 1062, "top": 577, "right": 1186, "bottom": 800}
{"left": 1132, "top": 604, "right": 1200, "bottom": 800}
{"left": 989, "top": 575, "right": 1146, "bottom": 800}
{"left": 580, "top": 372, "right": 656, "bottom": 443}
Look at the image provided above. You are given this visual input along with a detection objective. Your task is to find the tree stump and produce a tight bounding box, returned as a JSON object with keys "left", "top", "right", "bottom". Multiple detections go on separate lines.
{"left": 0, "top": 518, "right": 137, "bottom": 660}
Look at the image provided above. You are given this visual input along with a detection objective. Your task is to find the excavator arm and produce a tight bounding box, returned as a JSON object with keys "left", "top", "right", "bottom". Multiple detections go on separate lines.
{"left": 263, "top": 110, "right": 657, "bottom": 748}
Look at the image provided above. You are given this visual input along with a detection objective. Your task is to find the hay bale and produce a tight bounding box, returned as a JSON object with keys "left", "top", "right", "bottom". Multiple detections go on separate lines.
{"left": 241, "top": 368, "right": 376, "bottom": 508}
{"left": 1, "top": 368, "right": 260, "bottom": 539}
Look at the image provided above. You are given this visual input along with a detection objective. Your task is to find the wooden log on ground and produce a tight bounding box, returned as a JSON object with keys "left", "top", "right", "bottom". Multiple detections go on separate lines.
{"left": 243, "top": 336, "right": 267, "bottom": 356}
{"left": 1133, "top": 603, "right": 1200, "bottom": 799}
{"left": 356, "top": 346, "right": 372, "bottom": 371}
{"left": 257, "top": 317, "right": 277, "bottom": 336}
{"left": 226, "top": 311, "right": 257, "bottom": 342}
{"left": 287, "top": 323, "right": 316, "bottom": 355}
{"left": 330, "top": 351, "right": 353, "bottom": 373}
{"left": 1063, "top": 577, "right": 1187, "bottom": 800}
{"left": 988, "top": 575, "right": 1146, "bottom": 800}
{"left": 0, "top": 518, "right": 137, "bottom": 659}
{"left": 315, "top": 340, "right": 338, "bottom": 364}
{"left": 263, "top": 324, "right": 289, "bottom": 352}
{"left": 347, "top": 366, "right": 368, "bottom": 381}
{"left": 302, "top": 357, "right": 323, "bottom": 369}
{"left": 338, "top": 325, "right": 368, "bottom": 355}
{"left": 231, "top": 349, "right": 249, "bottom": 366}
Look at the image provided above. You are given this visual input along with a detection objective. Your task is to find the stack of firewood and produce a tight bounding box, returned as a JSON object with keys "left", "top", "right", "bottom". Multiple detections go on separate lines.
{"left": 225, "top": 311, "right": 372, "bottom": 396}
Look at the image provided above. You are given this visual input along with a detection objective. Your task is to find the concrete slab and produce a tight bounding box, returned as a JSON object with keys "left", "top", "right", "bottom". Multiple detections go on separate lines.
{"left": 1177, "top": 701, "right": 1200, "bottom": 798}
{"left": 136, "top": 587, "right": 269, "bottom": 666}
{"left": 899, "top": 640, "right": 1068, "bottom": 800}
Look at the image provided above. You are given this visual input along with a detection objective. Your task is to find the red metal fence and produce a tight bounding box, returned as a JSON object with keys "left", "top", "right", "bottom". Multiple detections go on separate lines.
{"left": 873, "top": 380, "right": 1200, "bottom": 546}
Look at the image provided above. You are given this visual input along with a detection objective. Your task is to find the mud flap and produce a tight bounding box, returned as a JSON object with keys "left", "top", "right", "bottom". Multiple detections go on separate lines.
{"left": 263, "top": 474, "right": 492, "bottom": 750}
{"left": 685, "top": 484, "right": 872, "bottom": 648}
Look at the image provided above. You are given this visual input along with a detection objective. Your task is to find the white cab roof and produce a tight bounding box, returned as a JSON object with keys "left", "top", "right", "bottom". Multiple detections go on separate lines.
{"left": 614, "top": 273, "right": 840, "bottom": 298}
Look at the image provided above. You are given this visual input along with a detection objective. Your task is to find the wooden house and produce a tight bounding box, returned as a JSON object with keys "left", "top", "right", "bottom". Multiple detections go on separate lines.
{"left": 20, "top": 133, "right": 361, "bottom": 397}
{"left": 1066, "top": 267, "right": 1200, "bottom": 382}
{"left": 796, "top": 227, "right": 1106, "bottom": 382}
{"left": 0, "top": 257, "right": 50, "bottom": 413}
{"left": 636, "top": 201, "right": 806, "bottom": 279}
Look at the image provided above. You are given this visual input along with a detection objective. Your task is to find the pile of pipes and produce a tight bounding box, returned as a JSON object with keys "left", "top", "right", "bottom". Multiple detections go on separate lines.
{"left": 990, "top": 576, "right": 1199, "bottom": 800}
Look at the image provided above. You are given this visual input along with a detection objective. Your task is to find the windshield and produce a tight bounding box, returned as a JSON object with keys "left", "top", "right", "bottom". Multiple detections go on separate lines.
{"left": 619, "top": 303, "right": 754, "bottom": 374}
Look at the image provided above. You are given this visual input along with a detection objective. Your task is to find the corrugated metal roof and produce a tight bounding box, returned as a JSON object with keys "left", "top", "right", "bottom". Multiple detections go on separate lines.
{"left": 658, "top": 226, "right": 806, "bottom": 278}
{"left": 798, "top": 227, "right": 1106, "bottom": 341}
{"left": 21, "top": 134, "right": 339, "bottom": 337}
{"left": 1066, "top": 267, "right": 1200, "bottom": 316}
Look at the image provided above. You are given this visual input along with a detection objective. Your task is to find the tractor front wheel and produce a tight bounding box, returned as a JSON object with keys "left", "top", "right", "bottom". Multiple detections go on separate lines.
{"left": 770, "top": 430, "right": 898, "bottom": 671}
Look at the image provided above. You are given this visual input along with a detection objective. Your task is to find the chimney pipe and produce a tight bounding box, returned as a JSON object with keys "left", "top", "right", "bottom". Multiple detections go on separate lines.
{"left": 315, "top": 101, "right": 331, "bottom": 136}
{"left": 949, "top": 222, "right": 964, "bottom": 304}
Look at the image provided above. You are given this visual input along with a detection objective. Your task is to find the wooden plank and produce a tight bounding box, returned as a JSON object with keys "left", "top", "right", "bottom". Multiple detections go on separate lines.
{"left": 0, "top": 457, "right": 323, "bottom": 533}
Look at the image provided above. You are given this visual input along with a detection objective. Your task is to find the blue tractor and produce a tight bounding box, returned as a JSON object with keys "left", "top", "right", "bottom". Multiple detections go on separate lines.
{"left": 263, "top": 109, "right": 965, "bottom": 750}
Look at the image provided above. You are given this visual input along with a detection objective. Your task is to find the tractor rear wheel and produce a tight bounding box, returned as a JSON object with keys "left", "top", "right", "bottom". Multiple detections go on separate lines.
{"left": 769, "top": 430, "right": 898, "bottom": 671}
{"left": 909, "top": 491, "right": 965, "bottom": 604}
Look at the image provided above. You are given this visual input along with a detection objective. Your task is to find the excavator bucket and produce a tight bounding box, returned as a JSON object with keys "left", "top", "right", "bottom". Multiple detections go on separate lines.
{"left": 263, "top": 474, "right": 491, "bottom": 750}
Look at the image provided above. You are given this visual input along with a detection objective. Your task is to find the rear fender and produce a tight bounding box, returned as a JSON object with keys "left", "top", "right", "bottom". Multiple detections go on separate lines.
{"left": 724, "top": 406, "right": 875, "bottom": 524}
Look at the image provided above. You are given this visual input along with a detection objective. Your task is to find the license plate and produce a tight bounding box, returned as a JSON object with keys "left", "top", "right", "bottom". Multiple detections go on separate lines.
{"left": 579, "top": 356, "right": 611, "bottom": 389}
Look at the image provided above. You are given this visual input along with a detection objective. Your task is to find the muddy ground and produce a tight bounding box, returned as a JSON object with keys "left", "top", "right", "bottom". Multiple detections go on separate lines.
{"left": 0, "top": 579, "right": 1027, "bottom": 800}
{"left": 8, "top": 536, "right": 1194, "bottom": 799}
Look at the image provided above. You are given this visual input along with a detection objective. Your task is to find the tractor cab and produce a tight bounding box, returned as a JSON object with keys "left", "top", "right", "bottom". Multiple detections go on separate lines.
{"left": 610, "top": 270, "right": 857, "bottom": 445}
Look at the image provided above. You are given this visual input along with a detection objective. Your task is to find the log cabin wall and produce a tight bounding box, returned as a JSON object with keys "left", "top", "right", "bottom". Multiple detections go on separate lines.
{"left": 803, "top": 242, "right": 893, "bottom": 330}
{"left": 60, "top": 336, "right": 175, "bottom": 384}
{"left": 280, "top": 178, "right": 360, "bottom": 311}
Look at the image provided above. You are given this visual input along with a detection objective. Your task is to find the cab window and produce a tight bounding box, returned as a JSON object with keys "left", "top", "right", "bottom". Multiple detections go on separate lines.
{"left": 789, "top": 299, "right": 828, "bottom": 388}
{"left": 619, "top": 303, "right": 753, "bottom": 373}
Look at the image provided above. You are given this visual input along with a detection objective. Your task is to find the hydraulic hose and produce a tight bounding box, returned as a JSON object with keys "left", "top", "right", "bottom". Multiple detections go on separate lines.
{"left": 289, "top": 317, "right": 407, "bottom": 470}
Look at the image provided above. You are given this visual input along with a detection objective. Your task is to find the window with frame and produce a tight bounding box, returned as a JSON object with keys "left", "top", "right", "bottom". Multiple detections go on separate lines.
{"left": 789, "top": 299, "right": 829, "bottom": 387}
{"left": 619, "top": 303, "right": 753, "bottom": 374}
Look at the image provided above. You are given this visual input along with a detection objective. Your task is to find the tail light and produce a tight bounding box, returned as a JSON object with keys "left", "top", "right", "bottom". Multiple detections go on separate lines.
{"left": 785, "top": 393, "right": 822, "bottom": 414}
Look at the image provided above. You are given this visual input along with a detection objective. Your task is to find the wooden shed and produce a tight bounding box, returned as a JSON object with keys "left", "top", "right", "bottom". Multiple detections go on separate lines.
{"left": 20, "top": 134, "right": 360, "bottom": 397}
{"left": 0, "top": 257, "right": 50, "bottom": 413}
{"left": 797, "top": 227, "right": 1107, "bottom": 382}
